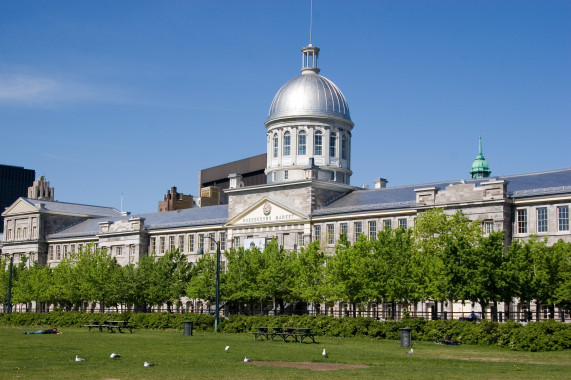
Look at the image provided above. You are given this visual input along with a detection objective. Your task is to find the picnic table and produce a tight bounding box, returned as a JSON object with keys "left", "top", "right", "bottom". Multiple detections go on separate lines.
{"left": 251, "top": 326, "right": 317, "bottom": 343}
{"left": 82, "top": 320, "right": 134, "bottom": 333}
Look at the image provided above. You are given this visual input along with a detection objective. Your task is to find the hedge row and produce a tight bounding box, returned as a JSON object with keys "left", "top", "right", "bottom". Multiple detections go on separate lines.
{"left": 0, "top": 311, "right": 214, "bottom": 331}
{"left": 1, "top": 312, "right": 569, "bottom": 351}
{"left": 218, "top": 315, "right": 571, "bottom": 352}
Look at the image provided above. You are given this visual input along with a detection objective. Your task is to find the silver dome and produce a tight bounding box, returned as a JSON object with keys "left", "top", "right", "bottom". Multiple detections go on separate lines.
{"left": 267, "top": 72, "right": 351, "bottom": 123}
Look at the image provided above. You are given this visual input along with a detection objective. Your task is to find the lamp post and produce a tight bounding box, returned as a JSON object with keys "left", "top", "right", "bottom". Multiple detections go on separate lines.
{"left": 1, "top": 252, "right": 14, "bottom": 314}
{"left": 197, "top": 235, "right": 221, "bottom": 332}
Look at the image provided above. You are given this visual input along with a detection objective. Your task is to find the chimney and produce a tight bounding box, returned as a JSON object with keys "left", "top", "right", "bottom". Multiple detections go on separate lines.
{"left": 374, "top": 178, "right": 388, "bottom": 189}
{"left": 228, "top": 173, "right": 243, "bottom": 189}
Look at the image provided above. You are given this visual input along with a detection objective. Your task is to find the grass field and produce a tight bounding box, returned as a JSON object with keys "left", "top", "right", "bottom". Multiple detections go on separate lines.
{"left": 1, "top": 325, "right": 570, "bottom": 379}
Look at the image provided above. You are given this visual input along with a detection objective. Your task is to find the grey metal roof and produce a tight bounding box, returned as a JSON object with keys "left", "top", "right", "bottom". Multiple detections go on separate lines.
{"left": 21, "top": 198, "right": 121, "bottom": 217}
{"left": 46, "top": 168, "right": 571, "bottom": 238}
{"left": 313, "top": 168, "right": 571, "bottom": 217}
{"left": 267, "top": 72, "right": 351, "bottom": 123}
{"left": 48, "top": 204, "right": 229, "bottom": 240}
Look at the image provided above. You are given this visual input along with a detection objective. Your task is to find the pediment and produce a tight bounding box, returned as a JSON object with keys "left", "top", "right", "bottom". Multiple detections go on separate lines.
{"left": 1, "top": 198, "right": 38, "bottom": 217}
{"left": 227, "top": 198, "right": 307, "bottom": 226}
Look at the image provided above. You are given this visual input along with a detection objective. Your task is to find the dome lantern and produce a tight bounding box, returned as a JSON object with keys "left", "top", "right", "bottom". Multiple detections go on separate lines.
{"left": 301, "top": 44, "right": 320, "bottom": 74}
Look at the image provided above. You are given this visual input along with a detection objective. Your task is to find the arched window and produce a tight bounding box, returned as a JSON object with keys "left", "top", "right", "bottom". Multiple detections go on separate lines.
{"left": 283, "top": 132, "right": 291, "bottom": 156}
{"left": 314, "top": 130, "right": 322, "bottom": 155}
{"left": 341, "top": 134, "right": 347, "bottom": 160}
{"left": 329, "top": 132, "right": 336, "bottom": 157}
{"left": 273, "top": 134, "right": 278, "bottom": 158}
{"left": 298, "top": 130, "right": 306, "bottom": 155}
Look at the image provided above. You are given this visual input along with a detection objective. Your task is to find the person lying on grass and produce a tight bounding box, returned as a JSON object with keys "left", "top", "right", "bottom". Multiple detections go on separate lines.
{"left": 23, "top": 328, "right": 62, "bottom": 335}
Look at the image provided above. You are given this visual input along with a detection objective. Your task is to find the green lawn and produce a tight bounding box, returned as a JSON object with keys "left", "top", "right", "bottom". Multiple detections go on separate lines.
{"left": 1, "top": 325, "right": 569, "bottom": 379}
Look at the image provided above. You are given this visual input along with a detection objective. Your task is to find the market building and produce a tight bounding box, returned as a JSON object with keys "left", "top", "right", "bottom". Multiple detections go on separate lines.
{"left": 2, "top": 42, "right": 570, "bottom": 319}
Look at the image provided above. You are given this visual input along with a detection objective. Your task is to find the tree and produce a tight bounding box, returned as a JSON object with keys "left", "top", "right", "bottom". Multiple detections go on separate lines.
{"left": 256, "top": 239, "right": 296, "bottom": 312}
{"left": 326, "top": 234, "right": 375, "bottom": 317}
{"left": 414, "top": 208, "right": 483, "bottom": 317}
{"left": 292, "top": 240, "right": 327, "bottom": 311}
{"left": 371, "top": 227, "right": 417, "bottom": 316}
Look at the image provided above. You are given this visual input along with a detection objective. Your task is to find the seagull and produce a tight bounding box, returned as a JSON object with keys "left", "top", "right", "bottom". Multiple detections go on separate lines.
{"left": 406, "top": 348, "right": 414, "bottom": 355}
{"left": 244, "top": 357, "right": 251, "bottom": 363}
{"left": 144, "top": 361, "right": 154, "bottom": 367}
{"left": 75, "top": 355, "right": 86, "bottom": 362}
{"left": 110, "top": 353, "right": 121, "bottom": 359}
{"left": 322, "top": 348, "right": 328, "bottom": 358}
{"left": 225, "top": 346, "right": 230, "bottom": 353}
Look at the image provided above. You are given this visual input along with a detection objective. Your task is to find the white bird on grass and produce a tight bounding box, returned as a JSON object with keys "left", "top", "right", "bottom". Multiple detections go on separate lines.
{"left": 75, "top": 355, "right": 86, "bottom": 362}
{"left": 322, "top": 348, "right": 328, "bottom": 358}
{"left": 244, "top": 357, "right": 251, "bottom": 363}
{"left": 144, "top": 361, "right": 154, "bottom": 367}
{"left": 110, "top": 353, "right": 121, "bottom": 359}
{"left": 225, "top": 346, "right": 230, "bottom": 353}
{"left": 406, "top": 348, "right": 414, "bottom": 355}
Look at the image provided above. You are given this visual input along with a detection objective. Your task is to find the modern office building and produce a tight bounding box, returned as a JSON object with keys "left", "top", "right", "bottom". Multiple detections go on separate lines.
{"left": 0, "top": 164, "right": 35, "bottom": 233}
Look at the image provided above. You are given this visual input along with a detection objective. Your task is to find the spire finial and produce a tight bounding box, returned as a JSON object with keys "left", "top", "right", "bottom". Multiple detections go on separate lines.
{"left": 309, "top": 0, "right": 313, "bottom": 45}
{"left": 479, "top": 136, "right": 483, "bottom": 155}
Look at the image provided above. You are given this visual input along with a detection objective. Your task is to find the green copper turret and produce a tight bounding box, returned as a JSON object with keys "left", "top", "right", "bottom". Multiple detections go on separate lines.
{"left": 470, "top": 137, "right": 491, "bottom": 178}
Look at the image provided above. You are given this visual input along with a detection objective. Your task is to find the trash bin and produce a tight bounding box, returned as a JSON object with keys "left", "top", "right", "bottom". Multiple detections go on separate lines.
{"left": 399, "top": 328, "right": 412, "bottom": 348}
{"left": 183, "top": 321, "right": 193, "bottom": 336}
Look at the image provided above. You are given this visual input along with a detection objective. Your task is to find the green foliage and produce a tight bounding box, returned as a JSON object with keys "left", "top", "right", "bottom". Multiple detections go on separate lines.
{"left": 0, "top": 311, "right": 214, "bottom": 331}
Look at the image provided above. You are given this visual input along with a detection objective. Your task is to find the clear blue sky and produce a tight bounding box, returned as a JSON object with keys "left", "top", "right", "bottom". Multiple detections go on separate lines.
{"left": 1, "top": 0, "right": 569, "bottom": 214}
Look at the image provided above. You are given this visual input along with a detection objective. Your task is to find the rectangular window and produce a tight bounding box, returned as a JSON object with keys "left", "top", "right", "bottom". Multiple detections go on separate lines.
{"left": 517, "top": 209, "right": 528, "bottom": 234}
{"left": 354, "top": 221, "right": 362, "bottom": 241}
{"left": 314, "top": 225, "right": 321, "bottom": 242}
{"left": 63, "top": 245, "right": 68, "bottom": 259}
{"left": 70, "top": 244, "right": 75, "bottom": 255}
{"left": 49, "top": 246, "right": 54, "bottom": 261}
{"left": 558, "top": 206, "right": 569, "bottom": 231}
{"left": 327, "top": 224, "right": 335, "bottom": 245}
{"left": 273, "top": 134, "right": 278, "bottom": 158}
{"left": 398, "top": 218, "right": 408, "bottom": 230}
{"left": 384, "top": 219, "right": 392, "bottom": 230}
{"left": 341, "top": 135, "right": 347, "bottom": 160}
{"left": 198, "top": 234, "right": 204, "bottom": 251}
{"left": 169, "top": 236, "right": 175, "bottom": 252}
{"left": 56, "top": 246, "right": 61, "bottom": 260}
{"left": 220, "top": 232, "right": 226, "bottom": 251}
{"left": 537, "top": 207, "right": 548, "bottom": 233}
{"left": 150, "top": 238, "right": 156, "bottom": 253}
{"left": 297, "top": 232, "right": 304, "bottom": 247}
{"left": 483, "top": 221, "right": 494, "bottom": 234}
{"left": 369, "top": 221, "right": 377, "bottom": 239}
{"left": 298, "top": 132, "right": 306, "bottom": 155}
{"left": 234, "top": 236, "right": 241, "bottom": 248}
{"left": 329, "top": 133, "right": 336, "bottom": 157}
{"left": 284, "top": 170, "right": 288, "bottom": 180}
{"left": 178, "top": 235, "right": 185, "bottom": 252}
{"left": 129, "top": 245, "right": 135, "bottom": 257}
{"left": 189, "top": 235, "right": 195, "bottom": 252}
{"left": 283, "top": 133, "right": 291, "bottom": 156}
{"left": 340, "top": 223, "right": 348, "bottom": 236}
{"left": 116, "top": 246, "right": 122, "bottom": 256}
{"left": 314, "top": 132, "right": 322, "bottom": 155}
{"left": 78, "top": 244, "right": 83, "bottom": 252}
{"left": 209, "top": 233, "right": 216, "bottom": 251}
{"left": 160, "top": 237, "right": 165, "bottom": 253}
